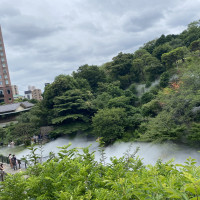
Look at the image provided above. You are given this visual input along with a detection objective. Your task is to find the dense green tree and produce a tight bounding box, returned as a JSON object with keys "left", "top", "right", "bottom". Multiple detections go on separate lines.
{"left": 140, "top": 111, "right": 185, "bottom": 142}
{"left": 189, "top": 39, "right": 200, "bottom": 52}
{"left": 140, "top": 56, "right": 200, "bottom": 144}
{"left": 165, "top": 34, "right": 178, "bottom": 42}
{"left": 159, "top": 71, "right": 170, "bottom": 88}
{"left": 124, "top": 90, "right": 138, "bottom": 106}
{"left": 106, "top": 52, "right": 133, "bottom": 78}
{"left": 0, "top": 110, "right": 42, "bottom": 145}
{"left": 108, "top": 96, "right": 130, "bottom": 109}
{"left": 142, "top": 100, "right": 162, "bottom": 117}
{"left": 0, "top": 127, "right": 6, "bottom": 143}
{"left": 152, "top": 43, "right": 172, "bottom": 60}
{"left": 169, "top": 38, "right": 184, "bottom": 49}
{"left": 143, "top": 39, "right": 157, "bottom": 53}
{"left": 97, "top": 81, "right": 124, "bottom": 97}
{"left": 11, "top": 122, "right": 38, "bottom": 145}
{"left": 187, "top": 123, "right": 200, "bottom": 145}
{"left": 125, "top": 107, "right": 143, "bottom": 132}
{"left": 73, "top": 64, "right": 106, "bottom": 91}
{"left": 133, "top": 49, "right": 149, "bottom": 59}
{"left": 105, "top": 52, "right": 134, "bottom": 88}
{"left": 43, "top": 75, "right": 90, "bottom": 109}
{"left": 130, "top": 58, "right": 144, "bottom": 82}
{"left": 141, "top": 92, "right": 155, "bottom": 104}
{"left": 180, "top": 20, "right": 200, "bottom": 46}
{"left": 28, "top": 99, "right": 39, "bottom": 104}
{"left": 155, "top": 34, "right": 167, "bottom": 46}
{"left": 161, "top": 46, "right": 189, "bottom": 68}
{"left": 118, "top": 74, "right": 132, "bottom": 89}
{"left": 127, "top": 83, "right": 137, "bottom": 94}
{"left": 92, "top": 107, "right": 127, "bottom": 144}
{"left": 143, "top": 56, "right": 165, "bottom": 81}
{"left": 30, "top": 102, "right": 51, "bottom": 126}
{"left": 92, "top": 92, "right": 112, "bottom": 110}
{"left": 52, "top": 89, "right": 95, "bottom": 135}
{"left": 131, "top": 49, "right": 164, "bottom": 81}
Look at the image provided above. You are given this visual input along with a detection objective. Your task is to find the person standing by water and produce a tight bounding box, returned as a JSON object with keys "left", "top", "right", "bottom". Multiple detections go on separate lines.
{"left": 17, "top": 159, "right": 21, "bottom": 169}
{"left": 8, "top": 154, "right": 13, "bottom": 168}
{"left": 11, "top": 155, "right": 17, "bottom": 170}
{"left": 0, "top": 163, "right": 5, "bottom": 181}
{"left": 10, "top": 141, "right": 15, "bottom": 146}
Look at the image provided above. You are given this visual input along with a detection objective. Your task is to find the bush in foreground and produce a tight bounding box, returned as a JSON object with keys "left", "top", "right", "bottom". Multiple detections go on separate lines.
{"left": 0, "top": 144, "right": 200, "bottom": 199}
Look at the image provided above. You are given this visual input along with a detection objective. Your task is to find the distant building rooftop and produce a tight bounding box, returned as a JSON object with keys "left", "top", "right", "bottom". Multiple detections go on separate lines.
{"left": 24, "top": 90, "right": 32, "bottom": 94}
{"left": 13, "top": 94, "right": 24, "bottom": 99}
{"left": 0, "top": 101, "right": 34, "bottom": 115}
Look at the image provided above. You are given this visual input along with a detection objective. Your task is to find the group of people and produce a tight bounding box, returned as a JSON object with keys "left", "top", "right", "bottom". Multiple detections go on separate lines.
{"left": 8, "top": 154, "right": 21, "bottom": 170}
{"left": 0, "top": 154, "right": 22, "bottom": 181}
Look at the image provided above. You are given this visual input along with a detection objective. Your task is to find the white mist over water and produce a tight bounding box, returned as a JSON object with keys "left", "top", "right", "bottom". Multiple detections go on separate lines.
{"left": 1, "top": 136, "right": 200, "bottom": 166}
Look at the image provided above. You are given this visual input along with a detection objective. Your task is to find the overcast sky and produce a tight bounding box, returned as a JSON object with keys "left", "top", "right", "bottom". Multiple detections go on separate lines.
{"left": 0, "top": 0, "right": 200, "bottom": 94}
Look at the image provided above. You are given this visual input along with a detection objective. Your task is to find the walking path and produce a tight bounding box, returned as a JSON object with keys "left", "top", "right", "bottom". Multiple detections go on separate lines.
{"left": 3, "top": 163, "right": 25, "bottom": 175}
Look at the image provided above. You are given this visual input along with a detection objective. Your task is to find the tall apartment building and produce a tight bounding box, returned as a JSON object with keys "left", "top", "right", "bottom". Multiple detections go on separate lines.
{"left": 32, "top": 89, "right": 43, "bottom": 101}
{"left": 11, "top": 85, "right": 19, "bottom": 95}
{"left": 24, "top": 90, "right": 32, "bottom": 100}
{"left": 0, "top": 26, "right": 13, "bottom": 104}
{"left": 24, "top": 86, "right": 43, "bottom": 101}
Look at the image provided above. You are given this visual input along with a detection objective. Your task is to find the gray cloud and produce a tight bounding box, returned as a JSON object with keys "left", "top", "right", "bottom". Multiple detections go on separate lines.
{"left": 0, "top": 0, "right": 199, "bottom": 94}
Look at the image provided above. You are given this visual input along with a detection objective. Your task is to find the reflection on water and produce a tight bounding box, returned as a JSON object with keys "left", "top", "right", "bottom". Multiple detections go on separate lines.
{"left": 0, "top": 136, "right": 200, "bottom": 165}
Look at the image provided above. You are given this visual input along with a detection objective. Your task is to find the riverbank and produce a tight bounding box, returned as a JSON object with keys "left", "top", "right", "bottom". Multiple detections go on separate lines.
{"left": 2, "top": 163, "right": 25, "bottom": 175}
{"left": 1, "top": 135, "right": 200, "bottom": 166}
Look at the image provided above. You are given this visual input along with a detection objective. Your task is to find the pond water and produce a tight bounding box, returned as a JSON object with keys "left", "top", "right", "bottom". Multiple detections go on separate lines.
{"left": 0, "top": 136, "right": 200, "bottom": 166}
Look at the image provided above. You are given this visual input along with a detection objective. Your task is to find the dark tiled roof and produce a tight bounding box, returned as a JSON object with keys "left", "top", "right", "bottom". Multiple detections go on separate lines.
{"left": 21, "top": 101, "right": 34, "bottom": 108}
{"left": 0, "top": 101, "right": 34, "bottom": 113}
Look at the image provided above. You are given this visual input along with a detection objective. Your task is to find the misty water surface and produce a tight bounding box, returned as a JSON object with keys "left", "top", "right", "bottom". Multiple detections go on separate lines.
{"left": 1, "top": 136, "right": 200, "bottom": 165}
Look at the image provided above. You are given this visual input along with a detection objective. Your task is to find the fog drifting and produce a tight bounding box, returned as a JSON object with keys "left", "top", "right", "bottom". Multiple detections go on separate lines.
{"left": 1, "top": 136, "right": 200, "bottom": 166}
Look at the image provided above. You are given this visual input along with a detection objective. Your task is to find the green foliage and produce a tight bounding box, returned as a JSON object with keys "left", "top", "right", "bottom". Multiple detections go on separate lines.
{"left": 52, "top": 89, "right": 95, "bottom": 135}
{"left": 143, "top": 39, "right": 157, "bottom": 53}
{"left": 1, "top": 146, "right": 200, "bottom": 199}
{"left": 187, "top": 123, "right": 200, "bottom": 145}
{"left": 97, "top": 81, "right": 124, "bottom": 97}
{"left": 92, "top": 92, "right": 112, "bottom": 110}
{"left": 0, "top": 173, "right": 27, "bottom": 200}
{"left": 105, "top": 52, "right": 134, "bottom": 88}
{"left": 159, "top": 71, "right": 170, "bottom": 88}
{"left": 73, "top": 64, "right": 106, "bottom": 91}
{"left": 180, "top": 20, "right": 200, "bottom": 47}
{"left": 7, "top": 20, "right": 200, "bottom": 146}
{"left": 26, "top": 146, "right": 41, "bottom": 165}
{"left": 0, "top": 127, "right": 6, "bottom": 141}
{"left": 132, "top": 49, "right": 164, "bottom": 82}
{"left": 28, "top": 99, "right": 39, "bottom": 104}
{"left": 92, "top": 108, "right": 127, "bottom": 144}
{"left": 108, "top": 95, "right": 130, "bottom": 109}
{"left": 141, "top": 91, "right": 155, "bottom": 104}
{"left": 142, "top": 99, "right": 162, "bottom": 117}
{"left": 189, "top": 39, "right": 200, "bottom": 52}
{"left": 43, "top": 75, "right": 90, "bottom": 109}
{"left": 161, "top": 46, "right": 189, "bottom": 68}
{"left": 0, "top": 110, "right": 41, "bottom": 146}
{"left": 152, "top": 43, "right": 172, "bottom": 60}
{"left": 52, "top": 122, "right": 90, "bottom": 136}
{"left": 140, "top": 56, "right": 200, "bottom": 145}
{"left": 11, "top": 122, "right": 38, "bottom": 145}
